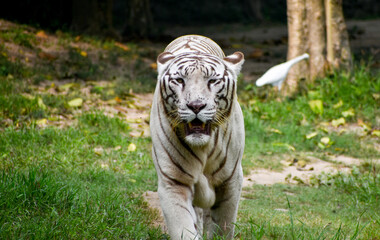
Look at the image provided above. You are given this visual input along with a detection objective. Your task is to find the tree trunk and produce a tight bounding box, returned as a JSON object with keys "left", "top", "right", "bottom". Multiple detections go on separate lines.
{"left": 284, "top": 0, "right": 308, "bottom": 96}
{"left": 243, "top": 0, "right": 263, "bottom": 21}
{"left": 325, "top": 0, "right": 352, "bottom": 70}
{"left": 307, "top": 0, "right": 326, "bottom": 81}
{"left": 72, "top": 0, "right": 98, "bottom": 33}
{"left": 122, "top": 0, "right": 153, "bottom": 40}
{"left": 72, "top": 0, "right": 118, "bottom": 38}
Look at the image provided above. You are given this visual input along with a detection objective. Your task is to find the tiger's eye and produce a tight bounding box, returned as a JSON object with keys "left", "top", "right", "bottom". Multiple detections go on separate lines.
{"left": 176, "top": 78, "right": 184, "bottom": 84}
{"left": 208, "top": 79, "right": 217, "bottom": 84}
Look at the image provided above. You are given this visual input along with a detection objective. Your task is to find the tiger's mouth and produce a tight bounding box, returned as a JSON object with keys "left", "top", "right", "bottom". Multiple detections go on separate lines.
{"left": 185, "top": 118, "right": 211, "bottom": 136}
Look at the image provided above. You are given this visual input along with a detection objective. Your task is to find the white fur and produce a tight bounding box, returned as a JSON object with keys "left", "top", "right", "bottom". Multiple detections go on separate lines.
{"left": 150, "top": 35, "right": 245, "bottom": 239}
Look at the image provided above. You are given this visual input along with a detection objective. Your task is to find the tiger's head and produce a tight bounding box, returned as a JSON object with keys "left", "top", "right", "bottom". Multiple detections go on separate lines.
{"left": 156, "top": 51, "right": 244, "bottom": 147}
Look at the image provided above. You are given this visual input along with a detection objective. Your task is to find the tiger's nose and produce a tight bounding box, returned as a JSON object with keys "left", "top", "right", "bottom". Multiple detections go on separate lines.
{"left": 187, "top": 100, "right": 206, "bottom": 114}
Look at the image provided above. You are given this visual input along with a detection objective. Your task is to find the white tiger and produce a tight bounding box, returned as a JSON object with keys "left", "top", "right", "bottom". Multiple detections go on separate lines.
{"left": 150, "top": 35, "right": 245, "bottom": 239}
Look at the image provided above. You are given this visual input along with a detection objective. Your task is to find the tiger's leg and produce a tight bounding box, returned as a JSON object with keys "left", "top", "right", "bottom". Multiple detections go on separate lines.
{"left": 157, "top": 179, "right": 200, "bottom": 240}
{"left": 208, "top": 167, "right": 243, "bottom": 239}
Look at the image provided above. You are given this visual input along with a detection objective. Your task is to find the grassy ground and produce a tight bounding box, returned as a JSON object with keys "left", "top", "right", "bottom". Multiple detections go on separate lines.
{"left": 1, "top": 20, "right": 379, "bottom": 239}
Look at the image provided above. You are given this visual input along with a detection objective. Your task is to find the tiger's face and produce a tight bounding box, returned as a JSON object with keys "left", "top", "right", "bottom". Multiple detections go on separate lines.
{"left": 157, "top": 51, "right": 244, "bottom": 147}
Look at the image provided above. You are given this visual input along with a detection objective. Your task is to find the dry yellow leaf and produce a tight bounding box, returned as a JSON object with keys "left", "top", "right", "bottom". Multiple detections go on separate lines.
{"left": 36, "top": 30, "right": 48, "bottom": 39}
{"left": 331, "top": 118, "right": 345, "bottom": 127}
{"left": 320, "top": 137, "right": 331, "bottom": 145}
{"left": 115, "top": 42, "right": 130, "bottom": 51}
{"left": 37, "top": 97, "right": 47, "bottom": 110}
{"left": 36, "top": 118, "right": 48, "bottom": 126}
{"left": 126, "top": 118, "right": 142, "bottom": 124}
{"left": 308, "top": 100, "right": 323, "bottom": 115}
{"left": 297, "top": 160, "right": 307, "bottom": 168}
{"left": 371, "top": 130, "right": 380, "bottom": 137}
{"left": 67, "top": 98, "right": 83, "bottom": 108}
{"left": 150, "top": 63, "right": 157, "bottom": 70}
{"left": 305, "top": 132, "right": 318, "bottom": 139}
{"left": 127, "top": 143, "right": 137, "bottom": 152}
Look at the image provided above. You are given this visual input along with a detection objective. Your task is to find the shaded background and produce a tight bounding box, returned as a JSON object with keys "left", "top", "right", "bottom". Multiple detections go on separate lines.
{"left": 1, "top": 0, "right": 379, "bottom": 89}
{"left": 1, "top": 0, "right": 379, "bottom": 39}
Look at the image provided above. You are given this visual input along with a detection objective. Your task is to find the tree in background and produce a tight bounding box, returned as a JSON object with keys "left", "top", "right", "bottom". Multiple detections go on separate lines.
{"left": 284, "top": 0, "right": 352, "bottom": 96}
{"left": 122, "top": 0, "right": 153, "bottom": 40}
{"left": 71, "top": 0, "right": 120, "bottom": 39}
{"left": 243, "top": 0, "right": 263, "bottom": 21}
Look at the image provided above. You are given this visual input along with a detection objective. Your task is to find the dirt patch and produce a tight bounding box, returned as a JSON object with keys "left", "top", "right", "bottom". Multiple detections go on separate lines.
{"left": 143, "top": 191, "right": 167, "bottom": 233}
{"left": 142, "top": 155, "right": 370, "bottom": 232}
{"left": 242, "top": 154, "right": 379, "bottom": 187}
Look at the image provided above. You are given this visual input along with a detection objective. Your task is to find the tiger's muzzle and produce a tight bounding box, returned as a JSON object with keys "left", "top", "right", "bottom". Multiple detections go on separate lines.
{"left": 184, "top": 118, "right": 211, "bottom": 136}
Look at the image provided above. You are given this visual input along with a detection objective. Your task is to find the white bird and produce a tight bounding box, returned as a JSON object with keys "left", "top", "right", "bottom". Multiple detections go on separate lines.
{"left": 255, "top": 53, "right": 309, "bottom": 90}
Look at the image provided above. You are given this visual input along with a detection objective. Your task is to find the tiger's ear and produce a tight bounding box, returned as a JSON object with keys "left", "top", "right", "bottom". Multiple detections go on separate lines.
{"left": 157, "top": 52, "right": 175, "bottom": 73}
{"left": 223, "top": 52, "right": 245, "bottom": 76}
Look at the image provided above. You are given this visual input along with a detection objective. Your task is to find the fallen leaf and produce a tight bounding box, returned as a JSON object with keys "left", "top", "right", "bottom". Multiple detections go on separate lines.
{"left": 126, "top": 118, "right": 142, "bottom": 124}
{"left": 37, "top": 97, "right": 47, "bottom": 110}
{"left": 115, "top": 42, "right": 130, "bottom": 51}
{"left": 80, "top": 51, "right": 87, "bottom": 57}
{"left": 306, "top": 132, "right": 318, "bottom": 139}
{"left": 36, "top": 118, "right": 48, "bottom": 126}
{"left": 320, "top": 137, "right": 331, "bottom": 145}
{"left": 331, "top": 117, "right": 345, "bottom": 127}
{"left": 371, "top": 130, "right": 380, "bottom": 137}
{"left": 67, "top": 98, "right": 83, "bottom": 108}
{"left": 36, "top": 30, "right": 48, "bottom": 39}
{"left": 115, "top": 96, "right": 122, "bottom": 103}
{"left": 248, "top": 49, "right": 264, "bottom": 59}
{"left": 333, "top": 99, "right": 343, "bottom": 109}
{"left": 38, "top": 51, "right": 57, "bottom": 61}
{"left": 272, "top": 143, "right": 295, "bottom": 151}
{"left": 106, "top": 99, "right": 118, "bottom": 105}
{"left": 127, "top": 102, "right": 137, "bottom": 109}
{"left": 59, "top": 83, "right": 76, "bottom": 91}
{"left": 358, "top": 121, "right": 371, "bottom": 132}
{"left": 128, "top": 143, "right": 137, "bottom": 152}
{"left": 269, "top": 128, "right": 282, "bottom": 134}
{"left": 308, "top": 100, "right": 323, "bottom": 115}
{"left": 342, "top": 108, "right": 355, "bottom": 117}
{"left": 150, "top": 63, "right": 157, "bottom": 70}
{"left": 317, "top": 142, "right": 325, "bottom": 149}
{"left": 297, "top": 160, "right": 307, "bottom": 168}
{"left": 48, "top": 116, "right": 59, "bottom": 121}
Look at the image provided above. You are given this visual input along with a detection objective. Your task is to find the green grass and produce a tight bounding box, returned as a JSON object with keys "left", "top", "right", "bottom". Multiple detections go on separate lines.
{"left": 241, "top": 64, "right": 380, "bottom": 172}
{"left": 0, "top": 116, "right": 163, "bottom": 238}
{"left": 0, "top": 168, "right": 163, "bottom": 239}
{"left": 237, "top": 182, "right": 378, "bottom": 239}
